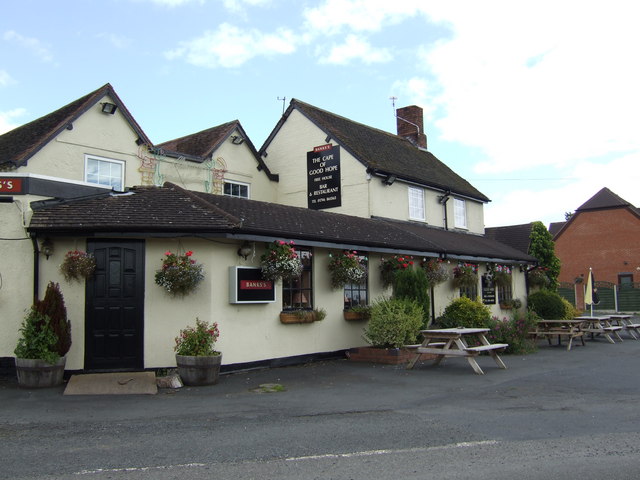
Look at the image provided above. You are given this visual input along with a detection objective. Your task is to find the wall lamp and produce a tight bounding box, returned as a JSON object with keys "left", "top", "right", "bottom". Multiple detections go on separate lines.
{"left": 237, "top": 241, "right": 253, "bottom": 260}
{"left": 101, "top": 102, "right": 118, "bottom": 115}
{"left": 382, "top": 174, "right": 396, "bottom": 186}
{"left": 231, "top": 135, "right": 245, "bottom": 145}
{"left": 40, "top": 238, "right": 54, "bottom": 260}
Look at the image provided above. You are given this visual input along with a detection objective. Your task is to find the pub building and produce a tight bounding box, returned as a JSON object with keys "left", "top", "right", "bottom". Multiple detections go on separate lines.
{"left": 0, "top": 84, "right": 534, "bottom": 374}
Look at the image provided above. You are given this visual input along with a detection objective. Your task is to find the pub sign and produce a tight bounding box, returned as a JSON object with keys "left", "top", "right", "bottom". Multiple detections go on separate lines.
{"left": 307, "top": 144, "right": 341, "bottom": 210}
{"left": 229, "top": 267, "right": 276, "bottom": 304}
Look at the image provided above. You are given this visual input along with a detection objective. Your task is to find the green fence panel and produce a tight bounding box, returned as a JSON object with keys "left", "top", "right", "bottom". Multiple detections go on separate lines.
{"left": 618, "top": 286, "right": 640, "bottom": 313}
{"left": 558, "top": 287, "right": 575, "bottom": 306}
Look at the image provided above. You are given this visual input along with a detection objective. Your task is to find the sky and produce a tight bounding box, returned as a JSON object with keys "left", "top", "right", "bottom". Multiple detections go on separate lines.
{"left": 1, "top": 0, "right": 639, "bottom": 228}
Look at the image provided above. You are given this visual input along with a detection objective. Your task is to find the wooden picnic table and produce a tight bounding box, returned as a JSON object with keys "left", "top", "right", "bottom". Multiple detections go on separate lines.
{"left": 405, "top": 327, "right": 508, "bottom": 375}
{"left": 608, "top": 314, "right": 640, "bottom": 340}
{"left": 529, "top": 319, "right": 587, "bottom": 351}
{"left": 574, "top": 315, "right": 624, "bottom": 343}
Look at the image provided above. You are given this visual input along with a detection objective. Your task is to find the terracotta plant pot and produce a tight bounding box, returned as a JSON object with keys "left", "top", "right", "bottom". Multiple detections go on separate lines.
{"left": 15, "top": 356, "right": 66, "bottom": 388}
{"left": 176, "top": 354, "right": 222, "bottom": 386}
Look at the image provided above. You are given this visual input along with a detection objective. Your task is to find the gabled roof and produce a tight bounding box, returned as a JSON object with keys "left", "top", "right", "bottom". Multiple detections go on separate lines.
{"left": 576, "top": 187, "right": 636, "bottom": 213}
{"left": 548, "top": 221, "right": 565, "bottom": 237}
{"left": 553, "top": 187, "right": 640, "bottom": 240}
{"left": 260, "top": 99, "right": 489, "bottom": 203}
{"left": 0, "top": 83, "right": 152, "bottom": 169}
{"left": 484, "top": 223, "right": 534, "bottom": 256}
{"left": 29, "top": 183, "right": 533, "bottom": 263}
{"left": 156, "top": 121, "right": 278, "bottom": 180}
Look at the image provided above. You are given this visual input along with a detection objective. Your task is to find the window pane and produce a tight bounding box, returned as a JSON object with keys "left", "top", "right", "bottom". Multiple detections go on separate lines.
{"left": 454, "top": 198, "right": 467, "bottom": 228}
{"left": 224, "top": 181, "right": 249, "bottom": 198}
{"left": 409, "top": 187, "right": 425, "bottom": 220}
{"left": 86, "top": 157, "right": 124, "bottom": 191}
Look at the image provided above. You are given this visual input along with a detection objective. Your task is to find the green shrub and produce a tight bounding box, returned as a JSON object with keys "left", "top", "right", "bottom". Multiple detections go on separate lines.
{"left": 14, "top": 309, "right": 60, "bottom": 364}
{"left": 527, "top": 290, "right": 567, "bottom": 319}
{"left": 436, "top": 296, "right": 492, "bottom": 329}
{"left": 486, "top": 311, "right": 538, "bottom": 354}
{"left": 561, "top": 298, "right": 580, "bottom": 319}
{"left": 34, "top": 282, "right": 71, "bottom": 356}
{"left": 364, "top": 298, "right": 424, "bottom": 348}
{"left": 392, "top": 268, "right": 430, "bottom": 328}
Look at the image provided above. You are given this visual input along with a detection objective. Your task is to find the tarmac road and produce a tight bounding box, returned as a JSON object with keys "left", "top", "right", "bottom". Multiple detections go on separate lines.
{"left": 2, "top": 331, "right": 640, "bottom": 480}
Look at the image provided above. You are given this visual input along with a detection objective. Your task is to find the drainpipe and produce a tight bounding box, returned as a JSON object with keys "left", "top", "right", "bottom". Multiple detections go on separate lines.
{"left": 438, "top": 190, "right": 451, "bottom": 230}
{"left": 31, "top": 234, "right": 40, "bottom": 303}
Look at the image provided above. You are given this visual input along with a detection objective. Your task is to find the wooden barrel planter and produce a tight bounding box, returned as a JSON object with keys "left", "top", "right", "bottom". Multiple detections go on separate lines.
{"left": 175, "top": 354, "right": 222, "bottom": 386}
{"left": 15, "top": 357, "right": 66, "bottom": 388}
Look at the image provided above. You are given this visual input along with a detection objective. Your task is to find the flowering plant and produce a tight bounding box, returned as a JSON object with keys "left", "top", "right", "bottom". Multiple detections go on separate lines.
{"left": 420, "top": 258, "right": 450, "bottom": 285}
{"left": 452, "top": 263, "right": 478, "bottom": 288}
{"left": 174, "top": 318, "right": 220, "bottom": 356}
{"left": 260, "top": 241, "right": 303, "bottom": 281}
{"left": 328, "top": 250, "right": 367, "bottom": 289}
{"left": 528, "top": 266, "right": 550, "bottom": 288}
{"left": 489, "top": 264, "right": 512, "bottom": 287}
{"left": 60, "top": 250, "right": 96, "bottom": 282}
{"left": 380, "top": 255, "right": 414, "bottom": 287}
{"left": 155, "top": 250, "right": 204, "bottom": 296}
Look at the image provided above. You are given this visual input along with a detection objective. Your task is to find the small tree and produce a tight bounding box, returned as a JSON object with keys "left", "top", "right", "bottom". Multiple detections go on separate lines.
{"left": 392, "top": 268, "right": 430, "bottom": 328}
{"left": 528, "top": 221, "right": 561, "bottom": 291}
{"left": 34, "top": 282, "right": 71, "bottom": 357}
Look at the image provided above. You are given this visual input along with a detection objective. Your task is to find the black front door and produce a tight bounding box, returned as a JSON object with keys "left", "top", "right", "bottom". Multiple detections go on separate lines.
{"left": 85, "top": 240, "right": 145, "bottom": 371}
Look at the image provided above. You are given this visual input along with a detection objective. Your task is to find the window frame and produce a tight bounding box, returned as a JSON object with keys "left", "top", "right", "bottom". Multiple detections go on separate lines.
{"left": 408, "top": 186, "right": 425, "bottom": 221}
{"left": 343, "top": 255, "right": 369, "bottom": 310}
{"left": 84, "top": 155, "right": 125, "bottom": 191}
{"left": 223, "top": 180, "right": 250, "bottom": 199}
{"left": 453, "top": 198, "right": 467, "bottom": 229}
{"left": 282, "top": 247, "right": 313, "bottom": 310}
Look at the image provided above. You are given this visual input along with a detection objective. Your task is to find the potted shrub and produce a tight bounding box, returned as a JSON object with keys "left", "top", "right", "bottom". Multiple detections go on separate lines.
{"left": 348, "top": 298, "right": 423, "bottom": 364}
{"left": 260, "top": 240, "right": 303, "bottom": 281}
{"left": 155, "top": 250, "right": 205, "bottom": 296}
{"left": 14, "top": 282, "right": 71, "bottom": 388}
{"left": 60, "top": 250, "right": 96, "bottom": 282}
{"left": 328, "top": 250, "right": 366, "bottom": 289}
{"left": 528, "top": 266, "right": 550, "bottom": 288}
{"left": 174, "top": 318, "right": 221, "bottom": 386}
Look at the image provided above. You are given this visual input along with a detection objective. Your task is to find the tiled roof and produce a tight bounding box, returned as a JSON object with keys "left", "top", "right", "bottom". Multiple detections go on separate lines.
{"left": 156, "top": 120, "right": 278, "bottom": 180}
{"left": 548, "top": 221, "right": 565, "bottom": 238}
{"left": 29, "top": 183, "right": 533, "bottom": 263}
{"left": 576, "top": 187, "right": 634, "bottom": 212}
{"left": 0, "top": 84, "right": 152, "bottom": 169}
{"left": 156, "top": 121, "right": 238, "bottom": 158}
{"left": 484, "top": 223, "right": 534, "bottom": 255}
{"left": 260, "top": 99, "right": 490, "bottom": 203}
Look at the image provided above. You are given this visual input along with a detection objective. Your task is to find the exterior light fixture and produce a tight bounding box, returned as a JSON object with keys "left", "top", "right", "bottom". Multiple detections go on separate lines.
{"left": 383, "top": 175, "right": 396, "bottom": 185}
{"left": 40, "top": 238, "right": 54, "bottom": 260}
{"left": 231, "top": 135, "right": 245, "bottom": 145}
{"left": 237, "top": 241, "right": 253, "bottom": 260}
{"left": 101, "top": 102, "right": 118, "bottom": 115}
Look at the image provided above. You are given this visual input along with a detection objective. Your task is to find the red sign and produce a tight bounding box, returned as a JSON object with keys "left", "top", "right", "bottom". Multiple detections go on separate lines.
{"left": 313, "top": 144, "right": 332, "bottom": 152}
{"left": 0, "top": 178, "right": 23, "bottom": 194}
{"left": 240, "top": 280, "right": 273, "bottom": 290}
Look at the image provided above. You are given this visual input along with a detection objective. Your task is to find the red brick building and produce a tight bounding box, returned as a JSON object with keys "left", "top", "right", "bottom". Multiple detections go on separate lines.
{"left": 553, "top": 188, "right": 640, "bottom": 308}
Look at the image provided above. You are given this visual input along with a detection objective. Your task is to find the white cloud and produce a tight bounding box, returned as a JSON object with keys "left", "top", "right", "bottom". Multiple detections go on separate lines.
{"left": 3, "top": 30, "right": 55, "bottom": 64}
{"left": 302, "top": 0, "right": 424, "bottom": 35}
{"left": 165, "top": 23, "right": 296, "bottom": 68}
{"left": 96, "top": 33, "right": 131, "bottom": 49}
{"left": 318, "top": 34, "right": 392, "bottom": 65}
{"left": 398, "top": 2, "right": 640, "bottom": 175}
{"left": 222, "top": 0, "right": 270, "bottom": 13}
{"left": 0, "top": 70, "right": 15, "bottom": 88}
{"left": 0, "top": 108, "right": 27, "bottom": 135}
{"left": 147, "top": 0, "right": 204, "bottom": 6}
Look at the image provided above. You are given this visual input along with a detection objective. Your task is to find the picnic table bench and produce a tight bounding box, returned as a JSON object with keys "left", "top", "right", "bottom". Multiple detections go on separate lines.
{"left": 575, "top": 315, "right": 624, "bottom": 343}
{"left": 529, "top": 319, "right": 587, "bottom": 351}
{"left": 406, "top": 327, "right": 508, "bottom": 375}
{"left": 608, "top": 314, "right": 640, "bottom": 340}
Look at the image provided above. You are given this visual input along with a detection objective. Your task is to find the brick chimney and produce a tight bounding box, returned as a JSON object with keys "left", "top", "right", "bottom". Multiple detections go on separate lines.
{"left": 396, "top": 105, "right": 427, "bottom": 149}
